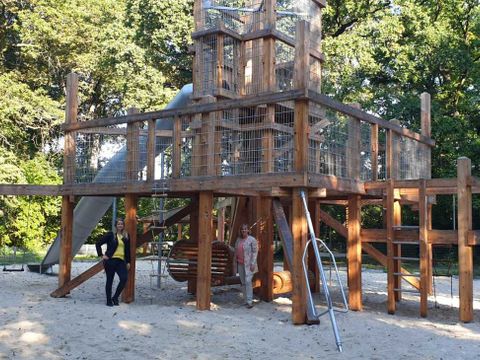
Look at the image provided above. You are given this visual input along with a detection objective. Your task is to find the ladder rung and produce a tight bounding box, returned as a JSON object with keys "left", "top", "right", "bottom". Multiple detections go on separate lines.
{"left": 393, "top": 288, "right": 419, "bottom": 293}
{"left": 393, "top": 226, "right": 419, "bottom": 230}
{"left": 393, "top": 272, "right": 420, "bottom": 277}
{"left": 152, "top": 194, "right": 168, "bottom": 198}
{"left": 393, "top": 256, "right": 419, "bottom": 261}
{"left": 150, "top": 226, "right": 167, "bottom": 230}
{"left": 392, "top": 241, "right": 419, "bottom": 245}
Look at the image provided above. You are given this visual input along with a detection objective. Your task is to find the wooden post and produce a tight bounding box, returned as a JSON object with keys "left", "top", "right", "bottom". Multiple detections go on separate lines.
{"left": 457, "top": 157, "right": 473, "bottom": 322}
{"left": 256, "top": 197, "right": 274, "bottom": 302}
{"left": 347, "top": 194, "right": 362, "bottom": 310}
{"left": 294, "top": 21, "right": 310, "bottom": 91}
{"left": 196, "top": 191, "right": 213, "bottom": 310}
{"left": 386, "top": 180, "right": 395, "bottom": 314}
{"left": 371, "top": 124, "right": 378, "bottom": 181}
{"left": 122, "top": 194, "right": 138, "bottom": 303}
{"left": 393, "top": 199, "right": 402, "bottom": 302}
{"left": 292, "top": 189, "right": 308, "bottom": 324}
{"left": 418, "top": 180, "right": 429, "bottom": 317}
{"left": 59, "top": 73, "right": 78, "bottom": 289}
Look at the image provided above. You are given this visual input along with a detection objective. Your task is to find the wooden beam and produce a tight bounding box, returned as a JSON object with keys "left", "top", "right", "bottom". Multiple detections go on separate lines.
{"left": 64, "top": 73, "right": 78, "bottom": 185}
{"left": 419, "top": 180, "right": 428, "bottom": 317}
{"left": 467, "top": 230, "right": 480, "bottom": 246}
{"left": 371, "top": 124, "right": 379, "bottom": 181}
{"left": 146, "top": 118, "right": 156, "bottom": 182}
{"left": 393, "top": 200, "right": 402, "bottom": 302}
{"left": 196, "top": 191, "right": 213, "bottom": 310}
{"left": 0, "top": 185, "right": 62, "bottom": 196}
{"left": 126, "top": 108, "right": 140, "bottom": 181}
{"left": 172, "top": 117, "right": 182, "bottom": 178}
{"left": 421, "top": 93, "right": 432, "bottom": 179}
{"left": 347, "top": 105, "right": 361, "bottom": 180}
{"left": 319, "top": 209, "right": 348, "bottom": 238}
{"left": 292, "top": 190, "right": 308, "bottom": 324}
{"left": 347, "top": 195, "right": 362, "bottom": 310}
{"left": 386, "top": 180, "right": 395, "bottom": 314}
{"left": 457, "top": 157, "right": 473, "bottom": 322}
{"left": 122, "top": 194, "right": 138, "bottom": 303}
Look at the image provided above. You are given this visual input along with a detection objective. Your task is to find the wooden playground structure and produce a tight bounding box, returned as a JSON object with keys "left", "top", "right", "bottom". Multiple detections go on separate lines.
{"left": 0, "top": 0, "right": 479, "bottom": 324}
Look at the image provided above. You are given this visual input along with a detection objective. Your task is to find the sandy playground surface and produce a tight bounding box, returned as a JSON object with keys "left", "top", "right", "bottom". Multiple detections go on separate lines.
{"left": 1, "top": 259, "right": 480, "bottom": 360}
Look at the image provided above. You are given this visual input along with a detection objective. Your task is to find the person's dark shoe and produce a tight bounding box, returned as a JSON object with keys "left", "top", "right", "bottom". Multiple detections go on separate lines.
{"left": 112, "top": 298, "right": 120, "bottom": 306}
{"left": 106, "top": 301, "right": 114, "bottom": 307}
{"left": 246, "top": 302, "right": 253, "bottom": 309}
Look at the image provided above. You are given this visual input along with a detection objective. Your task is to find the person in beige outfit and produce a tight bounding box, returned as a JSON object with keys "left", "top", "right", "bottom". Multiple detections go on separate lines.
{"left": 234, "top": 224, "right": 258, "bottom": 308}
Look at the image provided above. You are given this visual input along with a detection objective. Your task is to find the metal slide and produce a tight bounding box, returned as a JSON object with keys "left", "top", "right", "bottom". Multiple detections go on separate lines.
{"left": 41, "top": 84, "right": 193, "bottom": 267}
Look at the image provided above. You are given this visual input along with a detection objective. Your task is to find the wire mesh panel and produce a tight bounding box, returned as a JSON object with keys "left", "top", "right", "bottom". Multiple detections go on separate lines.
{"left": 397, "top": 137, "right": 429, "bottom": 180}
{"left": 180, "top": 116, "right": 193, "bottom": 177}
{"left": 275, "top": 41, "right": 295, "bottom": 92}
{"left": 154, "top": 122, "right": 174, "bottom": 181}
{"left": 377, "top": 128, "right": 387, "bottom": 180}
{"left": 309, "top": 56, "right": 321, "bottom": 93}
{"left": 75, "top": 127, "right": 127, "bottom": 184}
{"left": 202, "top": 0, "right": 265, "bottom": 34}
{"left": 275, "top": 0, "right": 311, "bottom": 39}
{"left": 222, "top": 37, "right": 240, "bottom": 95}
{"left": 198, "top": 35, "right": 217, "bottom": 97}
{"left": 360, "top": 121, "right": 372, "bottom": 181}
{"left": 273, "top": 102, "right": 294, "bottom": 172}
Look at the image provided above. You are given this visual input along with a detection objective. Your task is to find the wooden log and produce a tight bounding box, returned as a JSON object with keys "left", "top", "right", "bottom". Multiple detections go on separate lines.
{"left": 196, "top": 191, "right": 213, "bottom": 310}
{"left": 457, "top": 157, "right": 473, "bottom": 322}
{"left": 347, "top": 195, "right": 362, "bottom": 310}
{"left": 122, "top": 194, "right": 138, "bottom": 303}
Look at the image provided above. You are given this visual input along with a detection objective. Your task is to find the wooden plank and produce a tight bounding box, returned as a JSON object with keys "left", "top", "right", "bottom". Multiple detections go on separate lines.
{"left": 308, "top": 91, "right": 435, "bottom": 146}
{"left": 196, "top": 191, "right": 214, "bottom": 310}
{"left": 428, "top": 230, "right": 457, "bottom": 245}
{"left": 347, "top": 195, "right": 362, "bottom": 310}
{"left": 58, "top": 196, "right": 74, "bottom": 290}
{"left": 393, "top": 200, "right": 402, "bottom": 302}
{"left": 172, "top": 117, "right": 182, "bottom": 178}
{"left": 457, "top": 157, "right": 473, "bottom": 322}
{"left": 122, "top": 195, "right": 138, "bottom": 303}
{"left": 319, "top": 209, "right": 348, "bottom": 238}
{"left": 419, "top": 180, "right": 428, "bottom": 317}
{"left": 294, "top": 20, "right": 310, "bottom": 90}
{"left": 308, "top": 174, "right": 365, "bottom": 194}
{"left": 292, "top": 190, "right": 308, "bottom": 324}
{"left": 0, "top": 185, "right": 63, "bottom": 196}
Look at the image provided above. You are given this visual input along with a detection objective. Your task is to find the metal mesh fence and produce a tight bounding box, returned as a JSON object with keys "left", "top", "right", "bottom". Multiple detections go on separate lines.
{"left": 275, "top": 41, "right": 295, "bottom": 92}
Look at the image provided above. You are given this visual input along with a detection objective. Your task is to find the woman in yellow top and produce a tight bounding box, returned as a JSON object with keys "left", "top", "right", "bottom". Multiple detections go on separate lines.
{"left": 96, "top": 219, "right": 131, "bottom": 306}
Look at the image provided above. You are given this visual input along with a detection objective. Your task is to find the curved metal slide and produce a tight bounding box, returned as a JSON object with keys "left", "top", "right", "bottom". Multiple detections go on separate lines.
{"left": 41, "top": 84, "right": 193, "bottom": 267}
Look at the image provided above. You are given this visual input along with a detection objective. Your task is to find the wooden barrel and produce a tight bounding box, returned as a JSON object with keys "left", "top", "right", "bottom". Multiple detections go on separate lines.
{"left": 167, "top": 240, "right": 235, "bottom": 284}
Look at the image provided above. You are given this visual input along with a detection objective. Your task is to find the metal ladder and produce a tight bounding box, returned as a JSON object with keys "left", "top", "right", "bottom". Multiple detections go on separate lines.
{"left": 299, "top": 190, "right": 348, "bottom": 352}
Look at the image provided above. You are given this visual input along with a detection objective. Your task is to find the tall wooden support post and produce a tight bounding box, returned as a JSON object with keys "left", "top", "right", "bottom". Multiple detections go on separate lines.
{"left": 217, "top": 207, "right": 225, "bottom": 242}
{"left": 122, "top": 195, "right": 138, "bottom": 303}
{"left": 196, "top": 192, "right": 214, "bottom": 310}
{"left": 393, "top": 199, "right": 402, "bottom": 302}
{"left": 347, "top": 195, "right": 362, "bottom": 310}
{"left": 307, "top": 200, "right": 320, "bottom": 293}
{"left": 172, "top": 116, "right": 182, "bottom": 178}
{"left": 292, "top": 191, "right": 308, "bottom": 324}
{"left": 421, "top": 93, "right": 433, "bottom": 293}
{"left": 386, "top": 180, "right": 396, "bottom": 314}
{"left": 255, "top": 197, "right": 274, "bottom": 302}
{"left": 59, "top": 73, "right": 78, "bottom": 289}
{"left": 457, "top": 157, "right": 473, "bottom": 322}
{"left": 291, "top": 20, "right": 310, "bottom": 325}
{"left": 419, "top": 180, "right": 428, "bottom": 317}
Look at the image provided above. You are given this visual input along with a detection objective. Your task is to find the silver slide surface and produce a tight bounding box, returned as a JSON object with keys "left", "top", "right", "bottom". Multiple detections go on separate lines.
{"left": 42, "top": 84, "right": 193, "bottom": 266}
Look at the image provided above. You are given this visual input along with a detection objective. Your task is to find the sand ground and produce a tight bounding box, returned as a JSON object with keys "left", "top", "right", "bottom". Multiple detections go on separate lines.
{"left": 1, "top": 259, "right": 479, "bottom": 360}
